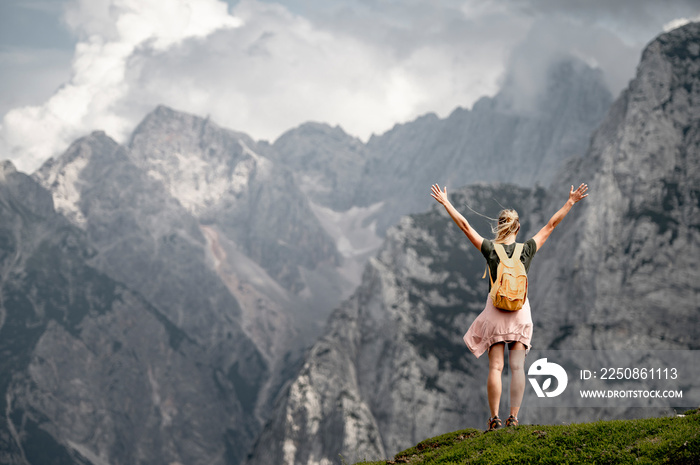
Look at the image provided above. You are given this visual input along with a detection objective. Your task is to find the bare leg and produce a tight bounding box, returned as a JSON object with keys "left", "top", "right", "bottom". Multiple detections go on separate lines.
{"left": 508, "top": 341, "right": 527, "bottom": 419}
{"left": 487, "top": 342, "right": 505, "bottom": 418}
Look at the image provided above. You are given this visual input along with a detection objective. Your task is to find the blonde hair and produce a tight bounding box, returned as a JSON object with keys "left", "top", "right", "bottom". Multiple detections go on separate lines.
{"left": 492, "top": 209, "right": 520, "bottom": 243}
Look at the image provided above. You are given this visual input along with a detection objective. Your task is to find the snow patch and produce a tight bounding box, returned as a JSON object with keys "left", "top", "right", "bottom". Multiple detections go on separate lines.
{"left": 41, "top": 155, "right": 89, "bottom": 228}
{"left": 282, "top": 439, "right": 297, "bottom": 465}
{"left": 239, "top": 139, "right": 272, "bottom": 173}
{"left": 308, "top": 201, "right": 384, "bottom": 258}
{"left": 231, "top": 156, "right": 255, "bottom": 194}
{"left": 66, "top": 441, "right": 111, "bottom": 465}
{"left": 308, "top": 201, "right": 384, "bottom": 288}
{"left": 144, "top": 140, "right": 272, "bottom": 214}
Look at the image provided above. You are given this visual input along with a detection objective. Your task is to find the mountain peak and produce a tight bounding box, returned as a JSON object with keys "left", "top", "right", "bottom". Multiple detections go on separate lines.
{"left": 279, "top": 121, "right": 349, "bottom": 138}
{"left": 33, "top": 132, "right": 127, "bottom": 229}
{"left": 0, "top": 159, "right": 17, "bottom": 179}
{"left": 649, "top": 21, "right": 700, "bottom": 60}
{"left": 495, "top": 54, "right": 611, "bottom": 115}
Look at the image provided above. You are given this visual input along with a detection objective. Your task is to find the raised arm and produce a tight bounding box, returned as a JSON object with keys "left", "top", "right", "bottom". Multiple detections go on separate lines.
{"left": 431, "top": 184, "right": 484, "bottom": 250}
{"left": 533, "top": 183, "right": 588, "bottom": 250}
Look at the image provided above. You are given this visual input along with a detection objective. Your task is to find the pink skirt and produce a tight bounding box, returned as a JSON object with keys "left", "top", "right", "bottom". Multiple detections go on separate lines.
{"left": 463, "top": 297, "right": 533, "bottom": 358}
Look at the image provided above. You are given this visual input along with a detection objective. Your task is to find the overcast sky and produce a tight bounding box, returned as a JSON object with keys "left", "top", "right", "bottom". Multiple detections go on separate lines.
{"left": 1, "top": 0, "right": 699, "bottom": 173}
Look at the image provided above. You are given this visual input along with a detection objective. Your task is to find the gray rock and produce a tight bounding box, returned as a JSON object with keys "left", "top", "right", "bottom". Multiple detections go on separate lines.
{"left": 271, "top": 122, "right": 369, "bottom": 212}
{"left": 0, "top": 164, "right": 252, "bottom": 465}
{"left": 528, "top": 21, "right": 700, "bottom": 351}
{"left": 33, "top": 133, "right": 268, "bottom": 464}
{"left": 128, "top": 106, "right": 341, "bottom": 294}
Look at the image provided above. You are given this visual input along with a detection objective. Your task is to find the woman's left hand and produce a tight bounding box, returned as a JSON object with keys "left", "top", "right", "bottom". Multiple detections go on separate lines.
{"left": 569, "top": 183, "right": 589, "bottom": 204}
{"left": 431, "top": 184, "right": 449, "bottom": 205}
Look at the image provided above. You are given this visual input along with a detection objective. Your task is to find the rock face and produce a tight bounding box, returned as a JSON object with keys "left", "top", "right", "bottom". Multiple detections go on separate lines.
{"left": 128, "top": 106, "right": 340, "bottom": 295}
{"left": 33, "top": 129, "right": 275, "bottom": 406}
{"left": 247, "top": 23, "right": 700, "bottom": 464}
{"left": 124, "top": 106, "right": 352, "bottom": 361}
{"left": 271, "top": 122, "right": 369, "bottom": 212}
{"left": 30, "top": 118, "right": 342, "bottom": 464}
{"left": 271, "top": 122, "right": 385, "bottom": 296}
{"left": 0, "top": 162, "right": 258, "bottom": 465}
{"left": 35, "top": 132, "right": 242, "bottom": 346}
{"left": 527, "top": 21, "right": 700, "bottom": 351}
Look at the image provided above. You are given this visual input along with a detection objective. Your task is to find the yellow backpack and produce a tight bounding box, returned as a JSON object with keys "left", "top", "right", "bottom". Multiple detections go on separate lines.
{"left": 483, "top": 243, "right": 528, "bottom": 311}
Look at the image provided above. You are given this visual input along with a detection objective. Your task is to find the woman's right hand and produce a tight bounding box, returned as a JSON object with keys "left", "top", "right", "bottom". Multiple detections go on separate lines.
{"left": 431, "top": 184, "right": 449, "bottom": 205}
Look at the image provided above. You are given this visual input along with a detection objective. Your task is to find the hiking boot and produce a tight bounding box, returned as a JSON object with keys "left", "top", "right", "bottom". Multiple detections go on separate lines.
{"left": 505, "top": 415, "right": 519, "bottom": 427}
{"left": 487, "top": 416, "right": 502, "bottom": 431}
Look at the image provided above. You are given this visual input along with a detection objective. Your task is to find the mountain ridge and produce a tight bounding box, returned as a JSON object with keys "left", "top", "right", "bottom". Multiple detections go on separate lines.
{"left": 0, "top": 161, "right": 257, "bottom": 465}
{"left": 1, "top": 25, "right": 684, "bottom": 465}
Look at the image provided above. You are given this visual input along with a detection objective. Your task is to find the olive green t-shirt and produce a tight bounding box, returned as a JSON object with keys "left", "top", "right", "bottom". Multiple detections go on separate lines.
{"left": 481, "top": 238, "right": 538, "bottom": 290}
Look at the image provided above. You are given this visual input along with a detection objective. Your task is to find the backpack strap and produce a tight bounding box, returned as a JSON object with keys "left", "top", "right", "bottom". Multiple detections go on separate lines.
{"left": 484, "top": 243, "right": 509, "bottom": 284}
{"left": 494, "top": 243, "right": 523, "bottom": 262}
{"left": 512, "top": 243, "right": 524, "bottom": 261}
{"left": 483, "top": 265, "right": 494, "bottom": 286}
{"left": 493, "top": 243, "right": 510, "bottom": 262}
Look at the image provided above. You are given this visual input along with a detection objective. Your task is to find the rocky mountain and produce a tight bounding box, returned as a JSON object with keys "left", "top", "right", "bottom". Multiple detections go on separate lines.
{"left": 359, "top": 56, "right": 612, "bottom": 234}
{"left": 0, "top": 162, "right": 259, "bottom": 465}
{"left": 33, "top": 129, "right": 280, "bottom": 409}
{"left": 124, "top": 106, "right": 355, "bottom": 352}
{"left": 270, "top": 122, "right": 369, "bottom": 213}
{"left": 4, "top": 20, "right": 688, "bottom": 465}
{"left": 22, "top": 102, "right": 367, "bottom": 464}
{"left": 127, "top": 106, "right": 341, "bottom": 296}
{"left": 259, "top": 56, "right": 613, "bottom": 293}
{"left": 270, "top": 122, "right": 386, "bottom": 294}
{"left": 247, "top": 22, "right": 700, "bottom": 465}
{"left": 30, "top": 123, "right": 342, "bottom": 465}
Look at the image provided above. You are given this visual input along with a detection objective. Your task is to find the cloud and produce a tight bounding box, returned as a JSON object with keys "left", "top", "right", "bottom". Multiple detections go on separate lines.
{"left": 663, "top": 14, "right": 700, "bottom": 32}
{"left": 2, "top": 0, "right": 699, "bottom": 173}
{"left": 1, "top": 0, "right": 240, "bottom": 172}
{"left": 1, "top": 0, "right": 527, "bottom": 173}
{"left": 502, "top": 0, "right": 700, "bottom": 36}
{"left": 498, "top": 17, "right": 639, "bottom": 113}
{"left": 121, "top": 0, "right": 527, "bottom": 143}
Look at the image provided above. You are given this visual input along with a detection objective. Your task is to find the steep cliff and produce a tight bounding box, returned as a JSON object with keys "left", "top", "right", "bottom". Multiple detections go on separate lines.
{"left": 125, "top": 106, "right": 352, "bottom": 348}
{"left": 248, "top": 23, "right": 700, "bottom": 464}
{"left": 528, "top": 21, "right": 700, "bottom": 351}
{"left": 32, "top": 132, "right": 281, "bottom": 463}
{"left": 0, "top": 162, "right": 256, "bottom": 465}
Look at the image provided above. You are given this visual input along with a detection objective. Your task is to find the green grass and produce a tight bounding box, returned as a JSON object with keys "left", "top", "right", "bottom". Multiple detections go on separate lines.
{"left": 356, "top": 408, "right": 700, "bottom": 464}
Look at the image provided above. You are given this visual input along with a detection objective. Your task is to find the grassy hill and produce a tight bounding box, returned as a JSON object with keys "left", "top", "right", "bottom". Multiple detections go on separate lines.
{"left": 353, "top": 409, "right": 699, "bottom": 464}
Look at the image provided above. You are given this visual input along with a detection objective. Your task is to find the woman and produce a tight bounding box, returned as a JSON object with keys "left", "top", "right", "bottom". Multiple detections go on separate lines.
{"left": 430, "top": 183, "right": 588, "bottom": 431}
